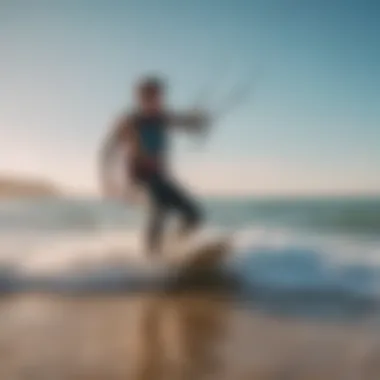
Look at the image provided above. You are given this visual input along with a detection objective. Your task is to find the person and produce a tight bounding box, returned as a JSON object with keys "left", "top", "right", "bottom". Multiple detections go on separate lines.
{"left": 99, "top": 76, "right": 210, "bottom": 255}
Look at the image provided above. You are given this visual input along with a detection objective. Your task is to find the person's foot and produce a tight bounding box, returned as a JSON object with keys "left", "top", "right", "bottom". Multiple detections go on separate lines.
{"left": 145, "top": 247, "right": 162, "bottom": 259}
{"left": 177, "top": 222, "right": 200, "bottom": 245}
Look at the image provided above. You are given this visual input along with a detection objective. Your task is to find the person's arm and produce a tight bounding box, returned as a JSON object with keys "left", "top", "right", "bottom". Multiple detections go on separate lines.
{"left": 98, "top": 114, "right": 139, "bottom": 198}
{"left": 166, "top": 110, "right": 211, "bottom": 132}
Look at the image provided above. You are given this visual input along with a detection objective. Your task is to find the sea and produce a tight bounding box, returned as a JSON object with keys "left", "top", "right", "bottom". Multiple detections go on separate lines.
{"left": 0, "top": 196, "right": 380, "bottom": 319}
{"left": 2, "top": 196, "right": 380, "bottom": 379}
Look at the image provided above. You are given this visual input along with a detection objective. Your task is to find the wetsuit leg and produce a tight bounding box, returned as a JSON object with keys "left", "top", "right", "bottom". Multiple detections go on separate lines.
{"left": 155, "top": 175, "right": 203, "bottom": 236}
{"left": 144, "top": 174, "right": 203, "bottom": 253}
{"left": 144, "top": 174, "right": 171, "bottom": 254}
{"left": 145, "top": 199, "right": 166, "bottom": 254}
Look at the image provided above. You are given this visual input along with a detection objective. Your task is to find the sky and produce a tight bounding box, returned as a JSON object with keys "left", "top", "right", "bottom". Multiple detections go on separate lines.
{"left": 0, "top": 0, "right": 379, "bottom": 196}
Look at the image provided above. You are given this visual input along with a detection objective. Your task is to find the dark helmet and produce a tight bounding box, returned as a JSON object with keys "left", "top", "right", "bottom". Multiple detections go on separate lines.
{"left": 137, "top": 75, "right": 165, "bottom": 95}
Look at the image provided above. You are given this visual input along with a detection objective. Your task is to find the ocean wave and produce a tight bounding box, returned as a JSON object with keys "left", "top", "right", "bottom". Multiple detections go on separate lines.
{"left": 0, "top": 226, "right": 378, "bottom": 318}
{"left": 0, "top": 199, "right": 142, "bottom": 231}
{"left": 0, "top": 198, "right": 379, "bottom": 320}
{"left": 293, "top": 204, "right": 380, "bottom": 234}
{"left": 1, "top": 197, "right": 380, "bottom": 235}
{"left": 206, "top": 197, "right": 380, "bottom": 235}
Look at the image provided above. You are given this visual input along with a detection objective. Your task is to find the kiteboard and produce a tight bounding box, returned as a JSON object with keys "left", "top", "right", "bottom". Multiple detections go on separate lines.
{"left": 164, "top": 233, "right": 231, "bottom": 274}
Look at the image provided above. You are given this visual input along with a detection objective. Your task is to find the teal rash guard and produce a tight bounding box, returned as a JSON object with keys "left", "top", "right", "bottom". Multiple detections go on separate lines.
{"left": 130, "top": 112, "right": 168, "bottom": 179}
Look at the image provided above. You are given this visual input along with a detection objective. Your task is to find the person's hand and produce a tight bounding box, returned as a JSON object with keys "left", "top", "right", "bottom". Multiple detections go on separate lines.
{"left": 124, "top": 185, "right": 146, "bottom": 205}
{"left": 196, "top": 109, "right": 211, "bottom": 125}
{"left": 102, "top": 180, "right": 120, "bottom": 200}
{"left": 191, "top": 109, "right": 212, "bottom": 135}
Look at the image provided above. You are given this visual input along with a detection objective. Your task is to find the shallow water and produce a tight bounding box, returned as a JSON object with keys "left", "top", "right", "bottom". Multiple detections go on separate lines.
{"left": 1, "top": 197, "right": 380, "bottom": 378}
{"left": 1, "top": 293, "right": 380, "bottom": 380}
{"left": 0, "top": 197, "right": 380, "bottom": 319}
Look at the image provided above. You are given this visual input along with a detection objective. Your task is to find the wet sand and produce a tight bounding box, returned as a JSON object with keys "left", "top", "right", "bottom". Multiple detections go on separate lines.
{"left": 1, "top": 293, "right": 380, "bottom": 380}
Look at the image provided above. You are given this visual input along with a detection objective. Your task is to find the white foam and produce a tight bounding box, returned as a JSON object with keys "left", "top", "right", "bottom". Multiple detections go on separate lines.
{"left": 1, "top": 224, "right": 379, "bottom": 299}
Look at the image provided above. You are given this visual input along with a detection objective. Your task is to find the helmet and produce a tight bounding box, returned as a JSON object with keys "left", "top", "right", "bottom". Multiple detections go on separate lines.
{"left": 137, "top": 75, "right": 165, "bottom": 94}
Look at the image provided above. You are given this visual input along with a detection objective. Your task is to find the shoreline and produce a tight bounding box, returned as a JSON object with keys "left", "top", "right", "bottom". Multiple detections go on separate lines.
{"left": 1, "top": 293, "right": 379, "bottom": 379}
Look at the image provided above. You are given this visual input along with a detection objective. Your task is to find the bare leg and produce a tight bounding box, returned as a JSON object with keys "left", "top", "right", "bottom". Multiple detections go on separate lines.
{"left": 145, "top": 204, "right": 166, "bottom": 256}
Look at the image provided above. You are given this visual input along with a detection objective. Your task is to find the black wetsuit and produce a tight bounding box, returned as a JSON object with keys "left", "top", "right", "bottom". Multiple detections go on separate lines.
{"left": 130, "top": 112, "right": 202, "bottom": 253}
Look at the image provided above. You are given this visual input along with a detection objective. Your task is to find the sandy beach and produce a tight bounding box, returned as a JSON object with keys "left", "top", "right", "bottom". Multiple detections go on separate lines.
{"left": 1, "top": 292, "right": 379, "bottom": 380}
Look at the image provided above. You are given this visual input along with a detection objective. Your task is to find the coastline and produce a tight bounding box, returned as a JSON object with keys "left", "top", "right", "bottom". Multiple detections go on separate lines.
{"left": 0, "top": 175, "right": 60, "bottom": 199}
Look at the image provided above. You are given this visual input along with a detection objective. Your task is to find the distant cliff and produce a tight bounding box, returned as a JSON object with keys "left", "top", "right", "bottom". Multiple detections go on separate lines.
{"left": 0, "top": 176, "right": 60, "bottom": 198}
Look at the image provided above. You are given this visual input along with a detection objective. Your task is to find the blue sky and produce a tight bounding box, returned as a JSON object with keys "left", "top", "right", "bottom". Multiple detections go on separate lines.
{"left": 0, "top": 0, "right": 379, "bottom": 195}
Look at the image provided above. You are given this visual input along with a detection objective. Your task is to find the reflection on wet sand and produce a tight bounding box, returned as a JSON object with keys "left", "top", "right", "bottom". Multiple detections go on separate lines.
{"left": 0, "top": 293, "right": 380, "bottom": 379}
